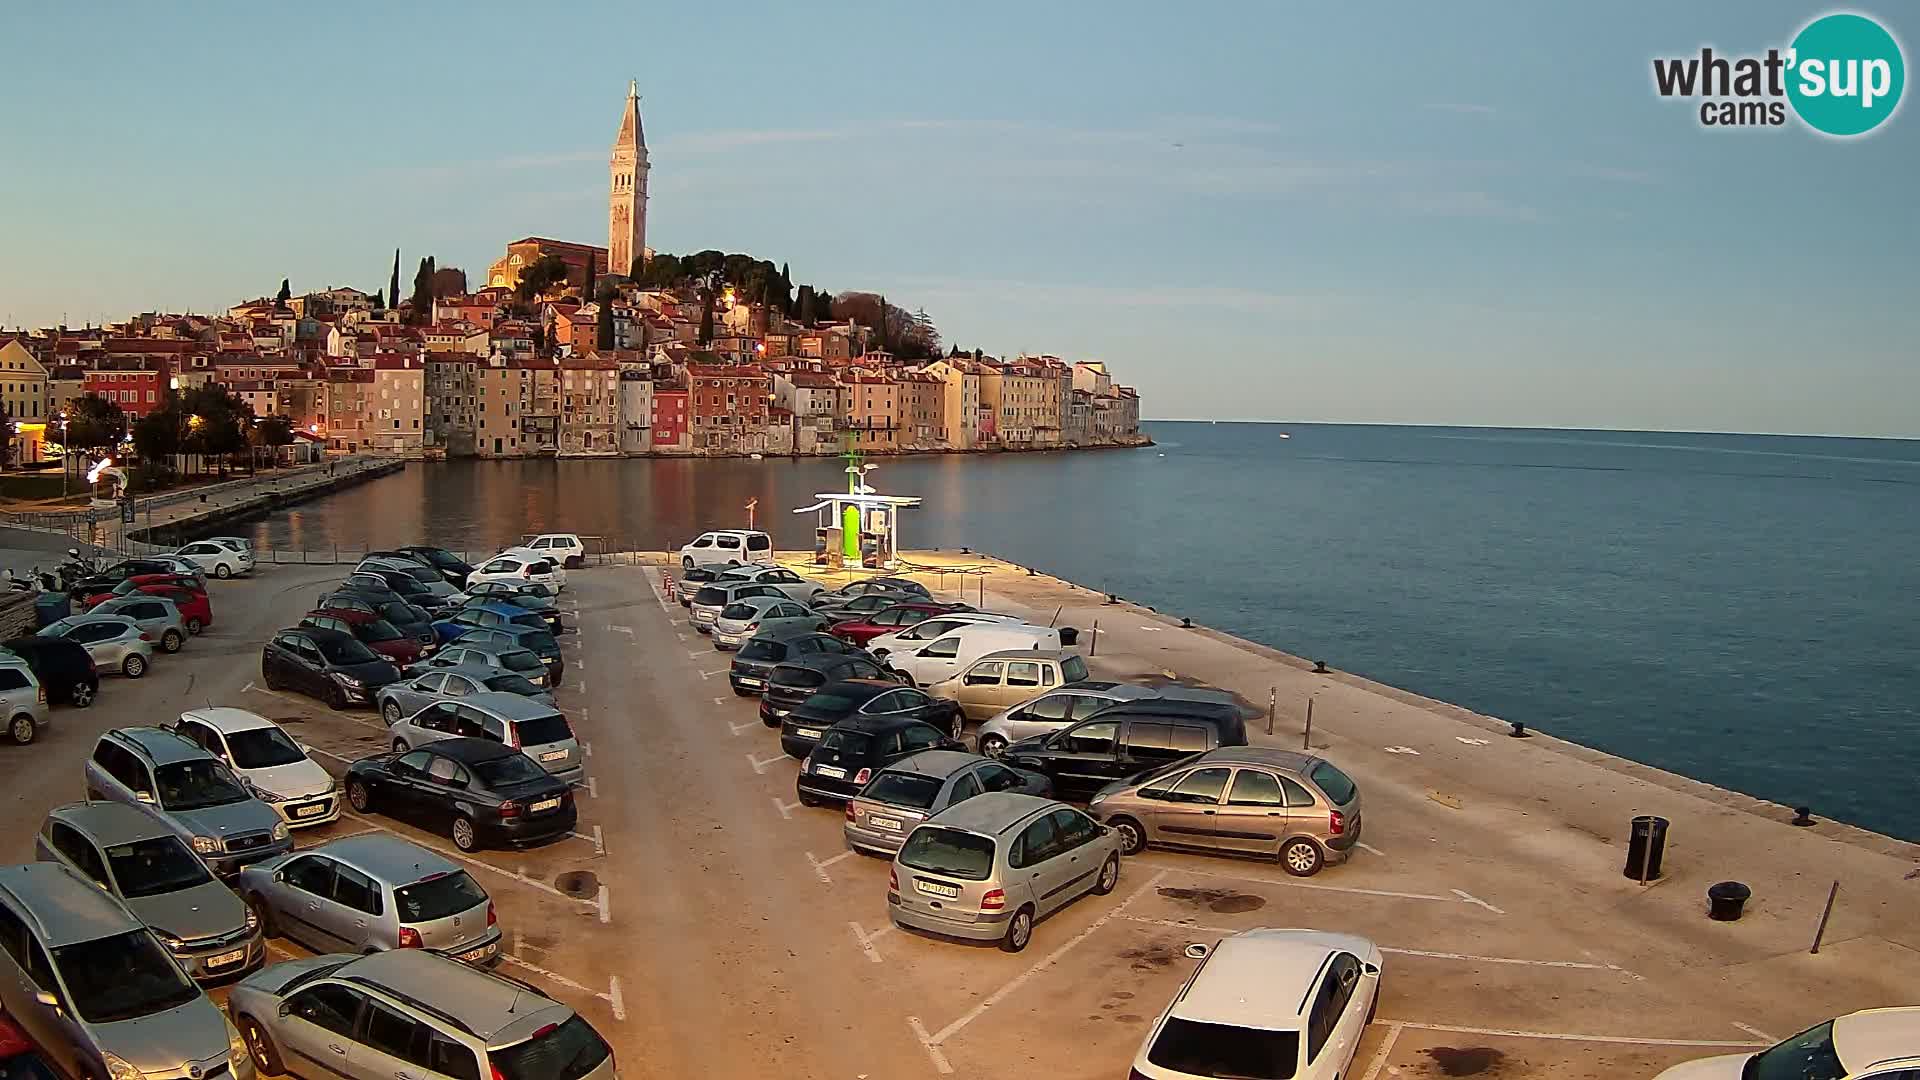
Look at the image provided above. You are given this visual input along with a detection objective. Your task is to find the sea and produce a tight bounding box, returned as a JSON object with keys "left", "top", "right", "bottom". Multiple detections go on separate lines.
{"left": 219, "top": 423, "right": 1920, "bottom": 842}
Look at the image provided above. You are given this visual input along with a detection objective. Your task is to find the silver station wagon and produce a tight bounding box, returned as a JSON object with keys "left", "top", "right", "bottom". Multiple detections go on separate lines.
{"left": 385, "top": 691, "right": 583, "bottom": 783}
{"left": 84, "top": 727, "right": 291, "bottom": 876}
{"left": 844, "top": 750, "right": 1053, "bottom": 856}
{"left": 889, "top": 792, "right": 1123, "bottom": 953}
{"left": 238, "top": 833, "right": 502, "bottom": 965}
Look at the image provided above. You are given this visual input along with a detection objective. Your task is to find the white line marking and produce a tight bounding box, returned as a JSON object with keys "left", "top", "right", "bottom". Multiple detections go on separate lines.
{"left": 1733, "top": 1022, "right": 1777, "bottom": 1043}
{"left": 1382, "top": 1021, "right": 1765, "bottom": 1048}
{"left": 596, "top": 884, "right": 610, "bottom": 924}
{"left": 579, "top": 740, "right": 592, "bottom": 758}
{"left": 712, "top": 696, "right": 727, "bottom": 706}
{"left": 687, "top": 650, "right": 705, "bottom": 660}
{"left": 1360, "top": 1022, "right": 1402, "bottom": 1080}
{"left": 585, "top": 776, "right": 598, "bottom": 799}
{"left": 1142, "top": 860, "right": 1457, "bottom": 903}
{"left": 574, "top": 658, "right": 585, "bottom": 671}
{"left": 908, "top": 1017, "right": 953, "bottom": 1075}
{"left": 1456, "top": 736, "right": 1491, "bottom": 746}
{"left": 609, "top": 625, "right": 633, "bottom": 635}
{"left": 730, "top": 719, "right": 760, "bottom": 736}
{"left": 305, "top": 746, "right": 354, "bottom": 764}
{"left": 849, "top": 920, "right": 895, "bottom": 963}
{"left": 574, "top": 679, "right": 586, "bottom": 693}
{"left": 773, "top": 797, "right": 802, "bottom": 820}
{"left": 675, "top": 632, "right": 687, "bottom": 641}
{"left": 807, "top": 850, "right": 853, "bottom": 884}
{"left": 591, "top": 824, "right": 604, "bottom": 855}
{"left": 1356, "top": 841, "right": 1386, "bottom": 857}
{"left": 500, "top": 954, "right": 616, "bottom": 1007}
{"left": 1452, "top": 888, "right": 1507, "bottom": 915}
{"left": 1384, "top": 745, "right": 1421, "bottom": 755}
{"left": 700, "top": 668, "right": 727, "bottom": 679}
{"left": 607, "top": 976, "right": 626, "bottom": 1021}
{"left": 748, "top": 752, "right": 788, "bottom": 774}
{"left": 340, "top": 812, "right": 594, "bottom": 907}
{"left": 1116, "top": 917, "right": 1613, "bottom": 972}
{"left": 1137, "top": 626, "right": 1163, "bottom": 632}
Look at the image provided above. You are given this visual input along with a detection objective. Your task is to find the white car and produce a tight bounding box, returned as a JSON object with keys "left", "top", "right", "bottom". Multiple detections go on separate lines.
{"left": 523, "top": 533, "right": 588, "bottom": 569}
{"left": 715, "top": 564, "right": 827, "bottom": 605}
{"left": 885, "top": 624, "right": 1064, "bottom": 687}
{"left": 1131, "top": 929, "right": 1381, "bottom": 1080}
{"left": 1652, "top": 1008, "right": 1920, "bottom": 1079}
{"left": 467, "top": 551, "right": 567, "bottom": 592}
{"left": 207, "top": 536, "right": 254, "bottom": 555}
{"left": 679, "top": 529, "right": 774, "bottom": 571}
{"left": 864, "top": 612, "right": 1022, "bottom": 659}
{"left": 173, "top": 539, "right": 253, "bottom": 578}
{"left": 167, "top": 707, "right": 340, "bottom": 828}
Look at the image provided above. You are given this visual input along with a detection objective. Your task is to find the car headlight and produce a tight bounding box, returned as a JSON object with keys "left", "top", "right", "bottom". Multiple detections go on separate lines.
{"left": 156, "top": 931, "right": 184, "bottom": 948}
{"left": 249, "top": 784, "right": 285, "bottom": 803}
{"left": 191, "top": 835, "right": 221, "bottom": 855}
{"left": 102, "top": 1051, "right": 146, "bottom": 1080}
{"left": 226, "top": 1020, "right": 248, "bottom": 1073}
{"left": 245, "top": 906, "right": 260, "bottom": 931}
{"left": 334, "top": 673, "right": 363, "bottom": 687}
{"left": 271, "top": 822, "right": 290, "bottom": 841}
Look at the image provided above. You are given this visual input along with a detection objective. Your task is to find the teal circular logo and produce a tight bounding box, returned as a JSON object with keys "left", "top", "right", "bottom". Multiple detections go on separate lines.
{"left": 1787, "top": 12, "right": 1905, "bottom": 136}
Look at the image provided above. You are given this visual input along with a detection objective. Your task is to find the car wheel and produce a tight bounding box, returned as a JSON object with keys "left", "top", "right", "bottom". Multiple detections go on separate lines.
{"left": 797, "top": 790, "right": 823, "bottom": 808}
{"left": 123, "top": 654, "right": 147, "bottom": 678}
{"left": 682, "top": 556, "right": 695, "bottom": 571}
{"left": 327, "top": 683, "right": 348, "bottom": 709}
{"left": 978, "top": 734, "right": 1008, "bottom": 757}
{"left": 347, "top": 780, "right": 373, "bottom": 812}
{"left": 1000, "top": 905, "right": 1035, "bottom": 953}
{"left": 1092, "top": 853, "right": 1120, "bottom": 896}
{"left": 70, "top": 681, "right": 96, "bottom": 708}
{"left": 161, "top": 629, "right": 183, "bottom": 653}
{"left": 245, "top": 893, "right": 276, "bottom": 937}
{"left": 7, "top": 714, "right": 36, "bottom": 746}
{"left": 214, "top": 563, "right": 233, "bottom": 579}
{"left": 1110, "top": 816, "right": 1147, "bottom": 856}
{"left": 186, "top": 617, "right": 203, "bottom": 636}
{"left": 392, "top": 738, "right": 409, "bottom": 754}
{"left": 889, "top": 667, "right": 915, "bottom": 687}
{"left": 238, "top": 1017, "right": 283, "bottom": 1077}
{"left": 1280, "top": 837, "right": 1324, "bottom": 877}
{"left": 382, "top": 701, "right": 403, "bottom": 724}
{"left": 451, "top": 815, "right": 479, "bottom": 852}
{"left": 733, "top": 688, "right": 756, "bottom": 697}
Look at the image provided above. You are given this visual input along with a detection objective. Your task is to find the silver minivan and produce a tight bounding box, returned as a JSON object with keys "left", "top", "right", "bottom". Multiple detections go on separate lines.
{"left": 688, "top": 581, "right": 788, "bottom": 632}
{"left": 237, "top": 833, "right": 501, "bottom": 964}
{"left": 0, "top": 656, "right": 50, "bottom": 745}
{"left": 889, "top": 791, "right": 1123, "bottom": 953}
{"left": 386, "top": 691, "right": 583, "bottom": 783}
{"left": 84, "top": 727, "right": 292, "bottom": 876}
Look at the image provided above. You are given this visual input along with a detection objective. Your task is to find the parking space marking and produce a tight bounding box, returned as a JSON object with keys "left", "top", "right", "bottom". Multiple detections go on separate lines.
{"left": 908, "top": 1017, "right": 953, "bottom": 1075}
{"left": 773, "top": 797, "right": 803, "bottom": 820}
{"left": 580, "top": 775, "right": 596, "bottom": 798}
{"left": 807, "top": 850, "right": 854, "bottom": 884}
{"left": 499, "top": 954, "right": 625, "bottom": 1021}
{"left": 340, "top": 811, "right": 598, "bottom": 909}
{"left": 590, "top": 824, "right": 605, "bottom": 855}
{"left": 579, "top": 740, "right": 592, "bottom": 758}
{"left": 700, "top": 668, "right": 728, "bottom": 679}
{"left": 1137, "top": 860, "right": 1463, "bottom": 905}
{"left": 596, "top": 884, "right": 611, "bottom": 924}
{"left": 1383, "top": 1021, "right": 1765, "bottom": 1048}
{"left": 1733, "top": 1022, "right": 1777, "bottom": 1043}
{"left": 687, "top": 650, "right": 706, "bottom": 660}
{"left": 1356, "top": 841, "right": 1386, "bottom": 857}
{"left": 1360, "top": 1022, "right": 1402, "bottom": 1080}
{"left": 712, "top": 696, "right": 727, "bottom": 706}
{"left": 849, "top": 920, "right": 896, "bottom": 964}
{"left": 1451, "top": 888, "right": 1507, "bottom": 915}
{"left": 305, "top": 746, "right": 354, "bottom": 765}
{"left": 609, "top": 625, "right": 633, "bottom": 635}
{"left": 676, "top": 632, "right": 688, "bottom": 642}
{"left": 243, "top": 683, "right": 384, "bottom": 731}
{"left": 748, "top": 752, "right": 789, "bottom": 774}
{"left": 730, "top": 719, "right": 760, "bottom": 736}
{"left": 607, "top": 975, "right": 626, "bottom": 1021}
{"left": 1115, "top": 916, "right": 1623, "bottom": 974}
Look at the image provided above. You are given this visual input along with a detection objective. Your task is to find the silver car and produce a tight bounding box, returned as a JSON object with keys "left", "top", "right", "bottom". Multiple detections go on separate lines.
{"left": 238, "top": 834, "right": 501, "bottom": 964}
{"left": 39, "top": 613, "right": 156, "bottom": 677}
{"left": 87, "top": 595, "right": 188, "bottom": 654}
{"left": 888, "top": 792, "right": 1123, "bottom": 953}
{"left": 84, "top": 727, "right": 292, "bottom": 877}
{"left": 229, "top": 951, "right": 613, "bottom": 1080}
{"left": 0, "top": 656, "right": 51, "bottom": 745}
{"left": 844, "top": 750, "right": 1053, "bottom": 856}
{"left": 975, "top": 682, "right": 1159, "bottom": 757}
{"left": 36, "top": 802, "right": 265, "bottom": 983}
{"left": 377, "top": 663, "right": 556, "bottom": 724}
{"left": 714, "top": 564, "right": 829, "bottom": 605}
{"left": 408, "top": 642, "right": 552, "bottom": 687}
{"left": 386, "top": 691, "right": 583, "bottom": 783}
{"left": 688, "top": 581, "right": 788, "bottom": 632}
{"left": 0, "top": 862, "right": 251, "bottom": 1080}
{"left": 711, "top": 596, "right": 828, "bottom": 649}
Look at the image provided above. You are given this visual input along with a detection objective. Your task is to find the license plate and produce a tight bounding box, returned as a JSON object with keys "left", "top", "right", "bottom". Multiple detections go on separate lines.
{"left": 530, "top": 797, "right": 561, "bottom": 811}
{"left": 915, "top": 879, "right": 960, "bottom": 899}
{"left": 737, "top": 677, "right": 763, "bottom": 688}
{"left": 539, "top": 750, "right": 567, "bottom": 762}
{"left": 209, "top": 948, "right": 246, "bottom": 968}
{"left": 814, "top": 764, "right": 846, "bottom": 779}
{"left": 868, "top": 815, "right": 902, "bottom": 832}
{"left": 795, "top": 727, "right": 822, "bottom": 739}
{"left": 457, "top": 942, "right": 498, "bottom": 963}
{"left": 293, "top": 803, "right": 326, "bottom": 818}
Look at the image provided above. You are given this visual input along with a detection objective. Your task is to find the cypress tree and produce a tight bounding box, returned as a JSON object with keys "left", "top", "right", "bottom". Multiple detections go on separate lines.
{"left": 388, "top": 249, "right": 401, "bottom": 312}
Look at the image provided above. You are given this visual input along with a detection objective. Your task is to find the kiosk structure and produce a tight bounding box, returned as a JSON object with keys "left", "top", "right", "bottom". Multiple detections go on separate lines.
{"left": 793, "top": 458, "right": 920, "bottom": 570}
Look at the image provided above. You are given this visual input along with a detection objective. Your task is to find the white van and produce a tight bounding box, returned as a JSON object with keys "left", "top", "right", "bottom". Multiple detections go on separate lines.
{"left": 886, "top": 623, "right": 1066, "bottom": 687}
{"left": 680, "top": 530, "right": 775, "bottom": 571}
{"left": 866, "top": 612, "right": 1023, "bottom": 660}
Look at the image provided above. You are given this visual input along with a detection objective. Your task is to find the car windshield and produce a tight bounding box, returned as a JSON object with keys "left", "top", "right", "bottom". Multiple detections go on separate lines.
{"left": 517, "top": 630, "right": 558, "bottom": 654}
{"left": 1743, "top": 1022, "right": 1845, "bottom": 1080}
{"left": 51, "top": 929, "right": 201, "bottom": 1024}
{"left": 800, "top": 691, "right": 861, "bottom": 715}
{"left": 772, "top": 667, "right": 825, "bottom": 690}
{"left": 720, "top": 603, "right": 759, "bottom": 620}
{"left": 224, "top": 726, "right": 307, "bottom": 769}
{"left": 316, "top": 635, "right": 380, "bottom": 665}
{"left": 1148, "top": 1017, "right": 1299, "bottom": 1079}
{"left": 382, "top": 601, "right": 428, "bottom": 625}
{"left": 865, "top": 772, "right": 943, "bottom": 810}
{"left": 398, "top": 565, "right": 439, "bottom": 584}
{"left": 484, "top": 673, "right": 545, "bottom": 696}
{"left": 513, "top": 714, "right": 572, "bottom": 746}
{"left": 1309, "top": 760, "right": 1358, "bottom": 805}
{"left": 105, "top": 836, "right": 215, "bottom": 898}
{"left": 360, "top": 619, "right": 405, "bottom": 643}
{"left": 817, "top": 729, "right": 873, "bottom": 757}
{"left": 153, "top": 759, "right": 251, "bottom": 810}
{"left": 490, "top": 1014, "right": 612, "bottom": 1080}
{"left": 738, "top": 639, "right": 787, "bottom": 662}
{"left": 394, "top": 871, "right": 488, "bottom": 923}
{"left": 499, "top": 650, "right": 545, "bottom": 672}
{"left": 693, "top": 587, "right": 728, "bottom": 606}
{"left": 1061, "top": 655, "right": 1090, "bottom": 683}
{"left": 472, "top": 754, "right": 547, "bottom": 787}
{"left": 897, "top": 827, "right": 995, "bottom": 881}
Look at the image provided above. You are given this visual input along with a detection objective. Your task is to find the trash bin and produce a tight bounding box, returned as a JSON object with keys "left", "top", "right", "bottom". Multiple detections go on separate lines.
{"left": 1624, "top": 815, "right": 1669, "bottom": 881}
{"left": 1708, "top": 881, "right": 1751, "bottom": 921}
{"left": 33, "top": 593, "right": 71, "bottom": 629}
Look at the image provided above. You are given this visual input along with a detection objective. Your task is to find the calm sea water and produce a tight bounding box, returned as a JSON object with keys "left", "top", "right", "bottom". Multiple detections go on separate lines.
{"left": 224, "top": 424, "right": 1920, "bottom": 841}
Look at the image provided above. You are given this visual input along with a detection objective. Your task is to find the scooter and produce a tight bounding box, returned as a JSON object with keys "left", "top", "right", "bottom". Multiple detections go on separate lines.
{"left": 55, "top": 548, "right": 101, "bottom": 592}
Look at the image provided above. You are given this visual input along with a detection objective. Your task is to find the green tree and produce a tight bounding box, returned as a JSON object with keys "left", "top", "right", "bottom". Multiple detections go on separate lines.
{"left": 275, "top": 278, "right": 291, "bottom": 307}
{"left": 778, "top": 262, "right": 793, "bottom": 315}
{"left": 596, "top": 294, "right": 615, "bottom": 351}
{"left": 132, "top": 397, "right": 183, "bottom": 480}
{"left": 796, "top": 285, "right": 815, "bottom": 326}
{"left": 513, "top": 254, "right": 572, "bottom": 303}
{"left": 388, "top": 249, "right": 401, "bottom": 311}
{"left": 254, "top": 415, "right": 293, "bottom": 466}
{"left": 0, "top": 410, "right": 14, "bottom": 468}
{"left": 66, "top": 394, "right": 127, "bottom": 451}
{"left": 697, "top": 284, "right": 715, "bottom": 345}
{"left": 372, "top": 287, "right": 385, "bottom": 309}
{"left": 582, "top": 258, "right": 597, "bottom": 311}
{"left": 409, "top": 256, "right": 436, "bottom": 322}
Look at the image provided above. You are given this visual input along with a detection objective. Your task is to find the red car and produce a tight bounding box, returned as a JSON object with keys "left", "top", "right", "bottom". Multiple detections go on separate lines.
{"left": 0, "top": 1011, "right": 59, "bottom": 1080}
{"left": 79, "top": 572, "right": 200, "bottom": 609}
{"left": 829, "top": 602, "right": 969, "bottom": 646}
{"left": 83, "top": 577, "right": 214, "bottom": 635}
{"left": 300, "top": 608, "right": 423, "bottom": 665}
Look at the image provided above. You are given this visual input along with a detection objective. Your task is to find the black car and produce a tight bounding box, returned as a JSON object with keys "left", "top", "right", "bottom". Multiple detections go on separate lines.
{"left": 2, "top": 635, "right": 99, "bottom": 706}
{"left": 317, "top": 591, "right": 438, "bottom": 655}
{"left": 795, "top": 715, "right": 964, "bottom": 806}
{"left": 812, "top": 590, "right": 928, "bottom": 622}
{"left": 260, "top": 627, "right": 402, "bottom": 709}
{"left": 398, "top": 545, "right": 475, "bottom": 586}
{"left": 344, "top": 737, "right": 576, "bottom": 852}
{"left": 760, "top": 653, "right": 897, "bottom": 727}
{"left": 780, "top": 678, "right": 966, "bottom": 758}
{"left": 1000, "top": 704, "right": 1250, "bottom": 801}
{"left": 730, "top": 631, "right": 860, "bottom": 696}
{"left": 345, "top": 569, "right": 452, "bottom": 613}
{"left": 67, "top": 558, "right": 179, "bottom": 597}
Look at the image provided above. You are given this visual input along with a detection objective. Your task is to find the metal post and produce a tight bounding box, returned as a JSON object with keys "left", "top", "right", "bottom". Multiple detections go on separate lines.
{"left": 1298, "top": 694, "right": 1308, "bottom": 745}
{"left": 1809, "top": 881, "right": 1840, "bottom": 953}
{"left": 1089, "top": 619, "right": 1099, "bottom": 657}
{"left": 1638, "top": 836, "right": 1652, "bottom": 887}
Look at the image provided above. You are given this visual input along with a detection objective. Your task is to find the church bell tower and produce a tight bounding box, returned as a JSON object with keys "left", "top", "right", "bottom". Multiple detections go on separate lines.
{"left": 609, "top": 81, "right": 649, "bottom": 281}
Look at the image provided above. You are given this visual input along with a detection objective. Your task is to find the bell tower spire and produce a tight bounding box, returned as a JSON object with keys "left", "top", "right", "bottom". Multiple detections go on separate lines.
{"left": 609, "top": 81, "right": 649, "bottom": 280}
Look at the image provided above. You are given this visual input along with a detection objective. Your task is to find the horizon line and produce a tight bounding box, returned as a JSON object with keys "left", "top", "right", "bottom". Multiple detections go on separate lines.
{"left": 1141, "top": 418, "right": 1920, "bottom": 443}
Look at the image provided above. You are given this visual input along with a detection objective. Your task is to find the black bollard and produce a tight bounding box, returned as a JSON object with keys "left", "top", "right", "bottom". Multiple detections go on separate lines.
{"left": 1312, "top": 660, "right": 1329, "bottom": 674}
{"left": 1181, "top": 617, "right": 1192, "bottom": 628}
{"left": 1509, "top": 721, "right": 1530, "bottom": 738}
{"left": 1792, "top": 807, "right": 1816, "bottom": 827}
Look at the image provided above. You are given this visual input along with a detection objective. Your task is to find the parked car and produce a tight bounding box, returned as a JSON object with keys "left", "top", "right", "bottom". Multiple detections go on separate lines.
{"left": 1088, "top": 748, "right": 1362, "bottom": 876}
{"left": 796, "top": 715, "right": 964, "bottom": 807}
{"left": 712, "top": 596, "right": 828, "bottom": 650}
{"left": 168, "top": 707, "right": 340, "bottom": 828}
{"left": 729, "top": 629, "right": 861, "bottom": 696}
{"left": 864, "top": 611, "right": 1023, "bottom": 660}
{"left": 317, "top": 591, "right": 438, "bottom": 656}
{"left": 887, "top": 792, "right": 1122, "bottom": 952}
{"left": 260, "top": 627, "right": 403, "bottom": 709}
{"left": 0, "top": 862, "right": 247, "bottom": 1080}
{"left": 1, "top": 634, "right": 99, "bottom": 707}
{"left": 173, "top": 539, "right": 254, "bottom": 578}
{"left": 886, "top": 624, "right": 1069, "bottom": 688}
{"left": 125, "top": 581, "right": 214, "bottom": 636}
{"left": 829, "top": 601, "right": 971, "bottom": 647}
{"left": 843, "top": 750, "right": 1052, "bottom": 856}
{"left": 346, "top": 568, "right": 455, "bottom": 614}
{"left": 521, "top": 532, "right": 588, "bottom": 569}
{"left": 466, "top": 551, "right": 566, "bottom": 592}
{"left": 397, "top": 544, "right": 476, "bottom": 586}
{"left": 84, "top": 727, "right": 292, "bottom": 876}
{"left": 67, "top": 557, "right": 188, "bottom": 597}
{"left": 206, "top": 536, "right": 254, "bottom": 556}
{"left": 811, "top": 590, "right": 924, "bottom": 622}
{"left": 79, "top": 572, "right": 200, "bottom": 611}
{"left": 435, "top": 625, "right": 564, "bottom": 685}
{"left": 1131, "top": 930, "right": 1383, "bottom": 1080}
{"left": 345, "top": 738, "right": 577, "bottom": 852}
{"left": 688, "top": 580, "right": 788, "bottom": 633}
{"left": 976, "top": 681, "right": 1160, "bottom": 757}
{"left": 926, "top": 649, "right": 1093, "bottom": 722}
{"left": 38, "top": 614, "right": 154, "bottom": 678}
{"left": 712, "top": 564, "right": 827, "bottom": 605}
{"left": 0, "top": 658, "right": 49, "bottom": 745}
{"left": 0, "top": 1011, "right": 61, "bottom": 1080}
{"left": 783, "top": 680, "right": 966, "bottom": 758}
{"left": 357, "top": 557, "right": 466, "bottom": 606}
{"left": 237, "top": 833, "right": 501, "bottom": 964}
{"left": 673, "top": 563, "right": 735, "bottom": 606}
{"left": 679, "top": 528, "right": 773, "bottom": 570}
{"left": 301, "top": 609, "right": 423, "bottom": 666}
{"left": 228, "top": 950, "right": 614, "bottom": 1080}
{"left": 1650, "top": 1009, "right": 1920, "bottom": 1080}
{"left": 434, "top": 600, "right": 552, "bottom": 645}
{"left": 406, "top": 642, "right": 553, "bottom": 688}
{"left": 462, "top": 580, "right": 565, "bottom": 633}
{"left": 819, "top": 578, "right": 932, "bottom": 605}
{"left": 88, "top": 595, "right": 188, "bottom": 653}
{"left": 1000, "top": 702, "right": 1250, "bottom": 802}
{"left": 760, "top": 652, "right": 897, "bottom": 727}
{"left": 378, "top": 664, "right": 556, "bottom": 724}
{"left": 386, "top": 691, "right": 583, "bottom": 784}
{"left": 36, "top": 801, "right": 265, "bottom": 982}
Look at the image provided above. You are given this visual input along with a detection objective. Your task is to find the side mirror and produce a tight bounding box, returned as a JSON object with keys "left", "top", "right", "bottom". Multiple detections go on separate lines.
{"left": 1183, "top": 943, "right": 1211, "bottom": 960}
{"left": 278, "top": 1002, "right": 292, "bottom": 1018}
{"left": 273, "top": 869, "right": 286, "bottom": 883}
{"left": 135, "top": 791, "right": 156, "bottom": 804}
{"left": 33, "top": 989, "right": 60, "bottom": 1009}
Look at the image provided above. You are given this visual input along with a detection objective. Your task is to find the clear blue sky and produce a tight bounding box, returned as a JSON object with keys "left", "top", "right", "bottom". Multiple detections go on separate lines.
{"left": 4, "top": 2, "right": 1915, "bottom": 435}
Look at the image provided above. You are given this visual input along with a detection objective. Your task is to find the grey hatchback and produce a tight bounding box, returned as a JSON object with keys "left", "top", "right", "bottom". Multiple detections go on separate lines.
{"left": 377, "top": 664, "right": 556, "bottom": 724}
{"left": 238, "top": 833, "right": 501, "bottom": 965}
{"left": 843, "top": 750, "right": 1053, "bottom": 856}
{"left": 84, "top": 727, "right": 292, "bottom": 876}
{"left": 386, "top": 692, "right": 583, "bottom": 784}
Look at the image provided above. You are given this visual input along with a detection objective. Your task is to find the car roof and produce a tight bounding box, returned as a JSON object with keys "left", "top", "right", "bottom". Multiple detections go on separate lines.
{"left": 423, "top": 737, "right": 520, "bottom": 763}
{"left": 298, "top": 627, "right": 359, "bottom": 645}
{"left": 704, "top": 529, "right": 765, "bottom": 538}
{"left": 1835, "top": 1008, "right": 1920, "bottom": 1071}
{"left": 1058, "top": 681, "right": 1155, "bottom": 700}
{"left": 425, "top": 663, "right": 528, "bottom": 683}
{"left": 836, "top": 713, "right": 937, "bottom": 736}
{"left": 46, "top": 801, "right": 175, "bottom": 846}
{"left": 751, "top": 625, "right": 833, "bottom": 643}
{"left": 0, "top": 863, "right": 143, "bottom": 946}
{"left": 1192, "top": 746, "right": 1319, "bottom": 772}
{"left": 179, "top": 707, "right": 281, "bottom": 735}
{"left": 111, "top": 725, "right": 211, "bottom": 765}
{"left": 972, "top": 648, "right": 1081, "bottom": 663}
{"left": 465, "top": 600, "right": 533, "bottom": 616}
{"left": 724, "top": 594, "right": 787, "bottom": 609}
{"left": 338, "top": 951, "right": 550, "bottom": 1040}
{"left": 776, "top": 652, "right": 872, "bottom": 672}
{"left": 61, "top": 613, "right": 140, "bottom": 628}
{"left": 926, "top": 791, "right": 1056, "bottom": 836}
{"left": 1172, "top": 930, "right": 1375, "bottom": 1029}
{"left": 880, "top": 749, "right": 978, "bottom": 779}
{"left": 312, "top": 833, "right": 464, "bottom": 885}
{"left": 310, "top": 606, "right": 374, "bottom": 623}
{"left": 458, "top": 691, "right": 562, "bottom": 721}
{"left": 821, "top": 678, "right": 896, "bottom": 699}
{"left": 449, "top": 638, "right": 536, "bottom": 656}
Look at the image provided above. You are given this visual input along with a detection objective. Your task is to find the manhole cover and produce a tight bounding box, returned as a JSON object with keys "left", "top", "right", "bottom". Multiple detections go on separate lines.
{"left": 555, "top": 870, "right": 599, "bottom": 898}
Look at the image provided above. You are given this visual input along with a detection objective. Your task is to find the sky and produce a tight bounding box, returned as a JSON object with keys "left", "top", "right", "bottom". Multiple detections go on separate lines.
{"left": 3, "top": 2, "right": 1916, "bottom": 436}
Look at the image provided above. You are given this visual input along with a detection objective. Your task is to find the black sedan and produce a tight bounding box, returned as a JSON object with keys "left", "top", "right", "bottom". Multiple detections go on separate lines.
{"left": 781, "top": 679, "right": 965, "bottom": 759}
{"left": 67, "top": 558, "right": 181, "bottom": 597}
{"left": 796, "top": 715, "right": 964, "bottom": 806}
{"left": 260, "top": 626, "right": 402, "bottom": 708}
{"left": 344, "top": 738, "right": 576, "bottom": 852}
{"left": 811, "top": 591, "right": 925, "bottom": 621}
{"left": 397, "top": 545, "right": 475, "bottom": 587}
{"left": 2, "top": 635, "right": 99, "bottom": 706}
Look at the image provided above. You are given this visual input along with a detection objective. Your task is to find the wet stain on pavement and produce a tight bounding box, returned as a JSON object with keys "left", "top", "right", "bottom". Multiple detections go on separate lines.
{"left": 556, "top": 870, "right": 599, "bottom": 898}
{"left": 1157, "top": 886, "right": 1266, "bottom": 913}
{"left": 1423, "top": 1047, "right": 1506, "bottom": 1076}
{"left": 1118, "top": 941, "right": 1178, "bottom": 971}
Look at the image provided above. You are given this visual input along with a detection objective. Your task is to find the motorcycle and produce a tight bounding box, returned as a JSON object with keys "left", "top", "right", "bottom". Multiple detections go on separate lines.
{"left": 55, "top": 548, "right": 101, "bottom": 592}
